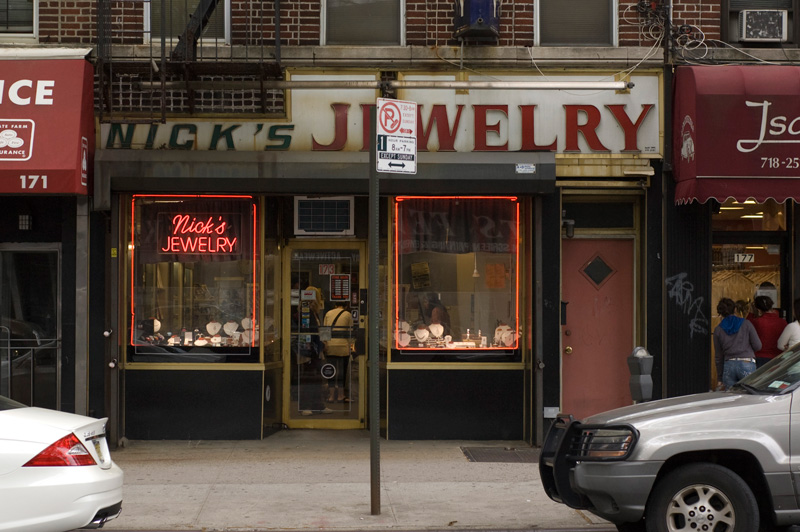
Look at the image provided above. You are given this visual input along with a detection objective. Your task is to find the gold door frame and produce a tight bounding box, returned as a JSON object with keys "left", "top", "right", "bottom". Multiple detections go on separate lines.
{"left": 281, "top": 240, "right": 367, "bottom": 429}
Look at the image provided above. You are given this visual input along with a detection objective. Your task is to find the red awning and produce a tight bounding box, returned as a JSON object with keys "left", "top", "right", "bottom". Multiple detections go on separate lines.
{"left": 673, "top": 65, "right": 800, "bottom": 204}
{"left": 0, "top": 57, "right": 94, "bottom": 195}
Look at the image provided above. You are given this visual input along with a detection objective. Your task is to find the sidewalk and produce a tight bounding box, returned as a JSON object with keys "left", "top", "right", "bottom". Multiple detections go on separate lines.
{"left": 102, "top": 429, "right": 612, "bottom": 532}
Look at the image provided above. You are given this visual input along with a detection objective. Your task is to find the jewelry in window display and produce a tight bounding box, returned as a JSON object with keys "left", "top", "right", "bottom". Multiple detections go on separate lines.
{"left": 397, "top": 329, "right": 411, "bottom": 347}
{"left": 223, "top": 320, "right": 239, "bottom": 337}
{"left": 222, "top": 320, "right": 239, "bottom": 336}
{"left": 494, "top": 323, "right": 515, "bottom": 347}
{"left": 501, "top": 330, "right": 515, "bottom": 347}
{"left": 194, "top": 334, "right": 209, "bottom": 346}
{"left": 211, "top": 334, "right": 222, "bottom": 345}
{"left": 240, "top": 316, "right": 256, "bottom": 346}
{"left": 206, "top": 320, "right": 222, "bottom": 336}
{"left": 429, "top": 323, "right": 444, "bottom": 339}
{"left": 168, "top": 334, "right": 181, "bottom": 346}
{"left": 494, "top": 323, "right": 512, "bottom": 345}
{"left": 414, "top": 325, "right": 430, "bottom": 344}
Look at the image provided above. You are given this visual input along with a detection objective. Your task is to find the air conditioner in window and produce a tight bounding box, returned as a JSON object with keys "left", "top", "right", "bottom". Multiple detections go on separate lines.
{"left": 293, "top": 196, "right": 354, "bottom": 236}
{"left": 453, "top": 0, "right": 500, "bottom": 42}
{"left": 739, "top": 9, "right": 788, "bottom": 42}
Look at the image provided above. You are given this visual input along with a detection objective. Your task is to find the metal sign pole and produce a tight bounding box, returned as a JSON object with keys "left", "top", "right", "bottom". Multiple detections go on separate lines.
{"left": 368, "top": 104, "right": 381, "bottom": 515}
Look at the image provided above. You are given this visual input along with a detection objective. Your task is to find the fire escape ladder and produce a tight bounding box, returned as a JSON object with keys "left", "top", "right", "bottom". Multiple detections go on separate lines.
{"left": 171, "top": 0, "right": 221, "bottom": 62}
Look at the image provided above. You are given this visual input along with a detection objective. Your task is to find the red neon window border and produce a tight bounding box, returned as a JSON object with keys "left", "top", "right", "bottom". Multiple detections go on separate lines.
{"left": 393, "top": 196, "right": 520, "bottom": 351}
{"left": 129, "top": 194, "right": 258, "bottom": 348}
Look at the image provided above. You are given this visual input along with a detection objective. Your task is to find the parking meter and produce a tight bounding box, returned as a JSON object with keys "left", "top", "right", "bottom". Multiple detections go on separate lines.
{"left": 627, "top": 346, "right": 653, "bottom": 402}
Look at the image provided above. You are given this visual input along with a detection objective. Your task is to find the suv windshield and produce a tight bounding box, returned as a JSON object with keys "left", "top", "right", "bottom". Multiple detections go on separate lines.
{"left": 735, "top": 343, "right": 800, "bottom": 394}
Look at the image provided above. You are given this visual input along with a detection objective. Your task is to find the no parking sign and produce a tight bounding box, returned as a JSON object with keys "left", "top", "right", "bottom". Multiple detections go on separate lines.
{"left": 376, "top": 97, "right": 417, "bottom": 174}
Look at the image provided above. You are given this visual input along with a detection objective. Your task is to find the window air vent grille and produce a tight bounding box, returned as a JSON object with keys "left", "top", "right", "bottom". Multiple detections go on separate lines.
{"left": 294, "top": 196, "right": 355, "bottom": 236}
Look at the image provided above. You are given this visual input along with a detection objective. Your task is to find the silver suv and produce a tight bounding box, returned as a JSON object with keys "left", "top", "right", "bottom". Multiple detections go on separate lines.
{"left": 540, "top": 343, "right": 800, "bottom": 532}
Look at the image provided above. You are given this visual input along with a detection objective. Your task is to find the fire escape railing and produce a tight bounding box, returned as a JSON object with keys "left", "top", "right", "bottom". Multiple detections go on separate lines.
{"left": 96, "top": 0, "right": 284, "bottom": 122}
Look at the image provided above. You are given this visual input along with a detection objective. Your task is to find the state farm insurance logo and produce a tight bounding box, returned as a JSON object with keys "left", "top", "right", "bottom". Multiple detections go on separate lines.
{"left": 0, "top": 119, "right": 34, "bottom": 161}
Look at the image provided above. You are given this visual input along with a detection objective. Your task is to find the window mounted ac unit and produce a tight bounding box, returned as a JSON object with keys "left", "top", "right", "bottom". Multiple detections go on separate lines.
{"left": 294, "top": 196, "right": 354, "bottom": 236}
{"left": 739, "top": 9, "right": 788, "bottom": 42}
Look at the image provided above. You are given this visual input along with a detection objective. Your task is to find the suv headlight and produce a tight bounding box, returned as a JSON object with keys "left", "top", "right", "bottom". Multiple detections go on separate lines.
{"left": 572, "top": 426, "right": 638, "bottom": 461}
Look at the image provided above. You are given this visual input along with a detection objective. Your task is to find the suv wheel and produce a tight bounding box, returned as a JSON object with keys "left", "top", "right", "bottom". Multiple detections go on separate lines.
{"left": 646, "top": 463, "right": 759, "bottom": 532}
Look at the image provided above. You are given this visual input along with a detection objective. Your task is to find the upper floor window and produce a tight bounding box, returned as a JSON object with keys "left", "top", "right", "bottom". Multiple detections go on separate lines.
{"left": 1, "top": 0, "right": 35, "bottom": 35}
{"left": 146, "top": 0, "right": 228, "bottom": 43}
{"left": 723, "top": 0, "right": 797, "bottom": 46}
{"left": 535, "top": 0, "right": 618, "bottom": 46}
{"left": 323, "top": 0, "right": 403, "bottom": 45}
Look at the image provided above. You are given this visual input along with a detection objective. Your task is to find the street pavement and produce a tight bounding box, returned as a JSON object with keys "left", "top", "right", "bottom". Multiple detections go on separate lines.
{"left": 100, "top": 429, "right": 613, "bottom": 532}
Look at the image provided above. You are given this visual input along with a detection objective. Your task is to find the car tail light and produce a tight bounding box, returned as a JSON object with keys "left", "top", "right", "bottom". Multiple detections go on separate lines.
{"left": 23, "top": 433, "right": 97, "bottom": 467}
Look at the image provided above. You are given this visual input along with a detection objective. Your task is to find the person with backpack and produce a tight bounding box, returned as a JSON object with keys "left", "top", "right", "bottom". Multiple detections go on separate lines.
{"left": 323, "top": 301, "right": 355, "bottom": 403}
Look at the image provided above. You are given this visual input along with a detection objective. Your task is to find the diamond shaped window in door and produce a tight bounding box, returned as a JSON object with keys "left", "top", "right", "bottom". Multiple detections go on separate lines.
{"left": 580, "top": 254, "right": 616, "bottom": 289}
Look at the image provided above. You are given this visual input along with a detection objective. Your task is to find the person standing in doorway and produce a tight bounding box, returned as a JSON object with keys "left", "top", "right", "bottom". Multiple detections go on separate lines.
{"left": 714, "top": 297, "right": 761, "bottom": 391}
{"left": 778, "top": 298, "right": 800, "bottom": 351}
{"left": 323, "top": 301, "right": 354, "bottom": 403}
{"left": 747, "top": 295, "right": 787, "bottom": 368}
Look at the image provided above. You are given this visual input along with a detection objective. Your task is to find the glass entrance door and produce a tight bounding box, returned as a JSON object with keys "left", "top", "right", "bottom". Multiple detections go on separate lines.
{"left": 0, "top": 245, "right": 61, "bottom": 408}
{"left": 283, "top": 242, "right": 365, "bottom": 428}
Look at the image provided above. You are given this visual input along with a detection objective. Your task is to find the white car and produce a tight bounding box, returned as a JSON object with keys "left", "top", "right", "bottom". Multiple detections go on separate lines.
{"left": 0, "top": 395, "right": 123, "bottom": 531}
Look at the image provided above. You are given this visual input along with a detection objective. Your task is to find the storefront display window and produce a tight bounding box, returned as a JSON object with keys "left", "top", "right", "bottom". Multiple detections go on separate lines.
{"left": 712, "top": 199, "right": 786, "bottom": 231}
{"left": 393, "top": 197, "right": 519, "bottom": 354}
{"left": 129, "top": 195, "right": 259, "bottom": 362}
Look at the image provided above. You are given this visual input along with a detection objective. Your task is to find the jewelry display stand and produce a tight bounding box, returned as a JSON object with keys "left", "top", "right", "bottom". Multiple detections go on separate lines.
{"left": 223, "top": 320, "right": 239, "bottom": 336}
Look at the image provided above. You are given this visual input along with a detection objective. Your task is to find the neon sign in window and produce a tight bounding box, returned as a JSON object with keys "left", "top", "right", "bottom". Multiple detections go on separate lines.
{"left": 129, "top": 195, "right": 258, "bottom": 361}
{"left": 158, "top": 213, "right": 242, "bottom": 254}
{"left": 394, "top": 196, "right": 520, "bottom": 352}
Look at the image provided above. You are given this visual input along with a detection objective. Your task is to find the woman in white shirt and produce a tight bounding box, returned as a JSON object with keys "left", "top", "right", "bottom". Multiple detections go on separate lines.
{"left": 777, "top": 298, "right": 800, "bottom": 351}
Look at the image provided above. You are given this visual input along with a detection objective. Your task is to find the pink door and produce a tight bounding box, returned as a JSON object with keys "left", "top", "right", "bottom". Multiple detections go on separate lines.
{"left": 561, "top": 238, "right": 634, "bottom": 420}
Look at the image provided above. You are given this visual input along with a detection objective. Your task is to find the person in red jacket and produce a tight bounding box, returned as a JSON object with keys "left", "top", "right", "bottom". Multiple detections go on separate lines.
{"left": 748, "top": 295, "right": 788, "bottom": 368}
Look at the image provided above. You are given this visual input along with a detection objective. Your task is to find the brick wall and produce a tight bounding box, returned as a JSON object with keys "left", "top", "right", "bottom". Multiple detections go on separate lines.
{"left": 671, "top": 0, "right": 722, "bottom": 41}
{"left": 86, "top": 0, "right": 725, "bottom": 49}
{"left": 88, "top": 0, "right": 734, "bottom": 116}
{"left": 39, "top": 0, "right": 97, "bottom": 43}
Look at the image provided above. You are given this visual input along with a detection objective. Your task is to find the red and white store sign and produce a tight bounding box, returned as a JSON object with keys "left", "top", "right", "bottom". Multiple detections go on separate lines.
{"left": 674, "top": 65, "right": 800, "bottom": 203}
{"left": 0, "top": 59, "right": 94, "bottom": 194}
{"left": 100, "top": 73, "right": 662, "bottom": 156}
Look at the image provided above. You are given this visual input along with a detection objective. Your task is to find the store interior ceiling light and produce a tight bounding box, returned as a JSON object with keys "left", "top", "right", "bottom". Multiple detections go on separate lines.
{"left": 741, "top": 213, "right": 764, "bottom": 218}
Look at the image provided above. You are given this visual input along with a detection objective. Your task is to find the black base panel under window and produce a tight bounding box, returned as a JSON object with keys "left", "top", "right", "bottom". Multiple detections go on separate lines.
{"left": 125, "top": 370, "right": 262, "bottom": 439}
{"left": 388, "top": 369, "right": 523, "bottom": 440}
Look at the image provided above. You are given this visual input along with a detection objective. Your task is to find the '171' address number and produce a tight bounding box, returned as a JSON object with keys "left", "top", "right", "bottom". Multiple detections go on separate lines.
{"left": 20, "top": 175, "right": 47, "bottom": 189}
